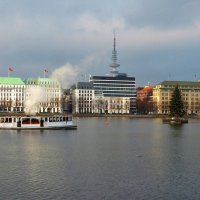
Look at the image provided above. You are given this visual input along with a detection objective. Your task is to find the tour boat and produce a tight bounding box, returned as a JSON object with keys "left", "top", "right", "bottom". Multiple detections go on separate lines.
{"left": 0, "top": 115, "right": 77, "bottom": 130}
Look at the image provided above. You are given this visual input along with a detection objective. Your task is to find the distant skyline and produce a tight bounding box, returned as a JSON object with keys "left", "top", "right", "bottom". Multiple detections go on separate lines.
{"left": 1, "top": 0, "right": 200, "bottom": 86}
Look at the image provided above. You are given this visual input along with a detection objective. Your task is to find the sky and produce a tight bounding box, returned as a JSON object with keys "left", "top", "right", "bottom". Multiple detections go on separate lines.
{"left": 1, "top": 0, "right": 200, "bottom": 86}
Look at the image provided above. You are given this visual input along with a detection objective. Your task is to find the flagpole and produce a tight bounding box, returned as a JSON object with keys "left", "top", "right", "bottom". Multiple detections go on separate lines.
{"left": 44, "top": 69, "right": 48, "bottom": 78}
{"left": 8, "top": 67, "right": 14, "bottom": 77}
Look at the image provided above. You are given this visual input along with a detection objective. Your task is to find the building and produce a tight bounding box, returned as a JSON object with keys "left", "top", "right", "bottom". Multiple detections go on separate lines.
{"left": 90, "top": 75, "right": 136, "bottom": 114}
{"left": 88, "top": 34, "right": 136, "bottom": 114}
{"left": 62, "top": 89, "right": 73, "bottom": 113}
{"left": 136, "top": 86, "right": 153, "bottom": 114}
{"left": 0, "top": 76, "right": 62, "bottom": 114}
{"left": 137, "top": 86, "right": 153, "bottom": 101}
{"left": 0, "top": 77, "right": 25, "bottom": 112}
{"left": 25, "top": 78, "right": 62, "bottom": 113}
{"left": 73, "top": 82, "right": 95, "bottom": 114}
{"left": 153, "top": 81, "right": 200, "bottom": 114}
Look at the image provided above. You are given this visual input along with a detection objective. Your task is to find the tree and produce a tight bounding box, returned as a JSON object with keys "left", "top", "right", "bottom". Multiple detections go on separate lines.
{"left": 169, "top": 85, "right": 185, "bottom": 117}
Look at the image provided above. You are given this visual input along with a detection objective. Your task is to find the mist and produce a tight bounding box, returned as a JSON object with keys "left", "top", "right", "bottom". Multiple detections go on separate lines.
{"left": 24, "top": 86, "right": 46, "bottom": 115}
{"left": 50, "top": 63, "right": 78, "bottom": 89}
{"left": 50, "top": 54, "right": 97, "bottom": 88}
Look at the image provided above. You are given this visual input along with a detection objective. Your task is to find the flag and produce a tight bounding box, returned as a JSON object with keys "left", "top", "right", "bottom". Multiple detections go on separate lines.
{"left": 9, "top": 67, "right": 14, "bottom": 72}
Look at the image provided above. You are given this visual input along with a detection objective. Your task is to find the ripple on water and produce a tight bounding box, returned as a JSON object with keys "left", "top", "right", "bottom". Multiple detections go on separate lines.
{"left": 0, "top": 118, "right": 200, "bottom": 200}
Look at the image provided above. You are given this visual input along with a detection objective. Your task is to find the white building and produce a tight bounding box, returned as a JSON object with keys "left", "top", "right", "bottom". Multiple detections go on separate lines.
{"left": 0, "top": 77, "right": 25, "bottom": 112}
{"left": 73, "top": 82, "right": 95, "bottom": 114}
{"left": 0, "top": 77, "right": 62, "bottom": 114}
{"left": 25, "top": 78, "right": 62, "bottom": 113}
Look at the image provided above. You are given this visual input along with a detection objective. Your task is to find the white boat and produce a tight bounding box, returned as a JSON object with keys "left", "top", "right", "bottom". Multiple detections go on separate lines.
{"left": 0, "top": 115, "right": 77, "bottom": 130}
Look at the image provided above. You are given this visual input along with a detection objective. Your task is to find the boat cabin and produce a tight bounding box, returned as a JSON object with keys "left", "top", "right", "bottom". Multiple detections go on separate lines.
{"left": 0, "top": 115, "right": 74, "bottom": 129}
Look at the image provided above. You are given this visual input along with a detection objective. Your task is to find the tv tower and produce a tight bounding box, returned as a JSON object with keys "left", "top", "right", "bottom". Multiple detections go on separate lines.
{"left": 109, "top": 32, "right": 120, "bottom": 75}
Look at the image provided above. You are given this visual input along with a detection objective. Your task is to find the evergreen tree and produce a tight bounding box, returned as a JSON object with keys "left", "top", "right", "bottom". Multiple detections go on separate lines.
{"left": 169, "top": 85, "right": 185, "bottom": 117}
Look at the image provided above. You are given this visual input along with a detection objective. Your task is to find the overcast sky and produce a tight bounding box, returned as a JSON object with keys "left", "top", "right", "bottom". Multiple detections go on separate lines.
{"left": 1, "top": 0, "right": 200, "bottom": 86}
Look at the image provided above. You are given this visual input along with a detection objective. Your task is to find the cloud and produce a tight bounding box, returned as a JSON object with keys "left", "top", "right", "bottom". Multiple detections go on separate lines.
{"left": 121, "top": 23, "right": 200, "bottom": 50}
{"left": 1, "top": 0, "right": 200, "bottom": 86}
{"left": 1, "top": 7, "right": 200, "bottom": 55}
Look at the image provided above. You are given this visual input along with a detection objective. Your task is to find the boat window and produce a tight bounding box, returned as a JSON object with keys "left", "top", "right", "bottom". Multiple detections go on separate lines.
{"left": 22, "top": 118, "right": 30, "bottom": 124}
{"left": 13, "top": 118, "right": 16, "bottom": 123}
{"left": 5, "top": 118, "right": 9, "bottom": 123}
{"left": 45, "top": 117, "right": 48, "bottom": 122}
{"left": 56, "top": 117, "right": 60, "bottom": 122}
{"left": 60, "top": 117, "right": 63, "bottom": 121}
{"left": 49, "top": 117, "right": 52, "bottom": 122}
{"left": 0, "top": 118, "right": 4, "bottom": 123}
{"left": 53, "top": 117, "right": 56, "bottom": 122}
{"left": 31, "top": 118, "right": 39, "bottom": 124}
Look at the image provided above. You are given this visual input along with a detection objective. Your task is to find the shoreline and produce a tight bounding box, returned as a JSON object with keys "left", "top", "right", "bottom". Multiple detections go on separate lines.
{"left": 73, "top": 114, "right": 163, "bottom": 118}
{"left": 73, "top": 114, "right": 200, "bottom": 119}
{"left": 0, "top": 112, "right": 199, "bottom": 119}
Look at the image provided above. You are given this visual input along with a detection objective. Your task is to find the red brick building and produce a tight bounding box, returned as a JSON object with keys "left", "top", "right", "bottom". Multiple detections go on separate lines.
{"left": 136, "top": 86, "right": 154, "bottom": 114}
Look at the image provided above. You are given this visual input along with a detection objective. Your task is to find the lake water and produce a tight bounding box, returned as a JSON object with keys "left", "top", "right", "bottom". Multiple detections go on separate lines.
{"left": 0, "top": 117, "right": 200, "bottom": 200}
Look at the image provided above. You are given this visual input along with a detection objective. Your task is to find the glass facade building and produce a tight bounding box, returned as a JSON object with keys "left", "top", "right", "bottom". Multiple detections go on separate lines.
{"left": 89, "top": 73, "right": 136, "bottom": 113}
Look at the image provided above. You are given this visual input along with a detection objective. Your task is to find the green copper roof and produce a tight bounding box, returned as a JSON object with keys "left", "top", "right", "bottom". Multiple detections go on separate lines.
{"left": 0, "top": 77, "right": 25, "bottom": 85}
{"left": 158, "top": 81, "right": 200, "bottom": 87}
{"left": 25, "top": 77, "right": 60, "bottom": 85}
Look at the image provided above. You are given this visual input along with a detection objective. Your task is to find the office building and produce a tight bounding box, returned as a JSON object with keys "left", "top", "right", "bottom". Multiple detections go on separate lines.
{"left": 89, "top": 34, "right": 136, "bottom": 114}
{"left": 153, "top": 81, "right": 200, "bottom": 114}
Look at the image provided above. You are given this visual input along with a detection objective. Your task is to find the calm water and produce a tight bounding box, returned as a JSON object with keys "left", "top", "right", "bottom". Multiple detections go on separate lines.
{"left": 0, "top": 118, "right": 200, "bottom": 200}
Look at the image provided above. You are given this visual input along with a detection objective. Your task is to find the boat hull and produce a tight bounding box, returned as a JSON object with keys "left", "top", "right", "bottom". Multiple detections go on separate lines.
{"left": 0, "top": 125, "right": 77, "bottom": 130}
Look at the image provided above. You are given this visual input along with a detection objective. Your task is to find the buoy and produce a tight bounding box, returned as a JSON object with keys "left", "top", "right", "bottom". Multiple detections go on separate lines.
{"left": 104, "top": 121, "right": 110, "bottom": 125}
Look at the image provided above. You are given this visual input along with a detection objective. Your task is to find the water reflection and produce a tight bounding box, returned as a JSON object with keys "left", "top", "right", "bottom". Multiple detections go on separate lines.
{"left": 169, "top": 124, "right": 185, "bottom": 138}
{"left": 0, "top": 118, "right": 200, "bottom": 200}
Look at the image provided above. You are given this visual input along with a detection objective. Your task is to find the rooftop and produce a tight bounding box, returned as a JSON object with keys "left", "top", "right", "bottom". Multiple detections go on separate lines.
{"left": 90, "top": 74, "right": 135, "bottom": 81}
{"left": 25, "top": 77, "right": 60, "bottom": 85}
{"left": 76, "top": 82, "right": 93, "bottom": 89}
{"left": 0, "top": 77, "right": 25, "bottom": 85}
{"left": 158, "top": 81, "right": 200, "bottom": 87}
